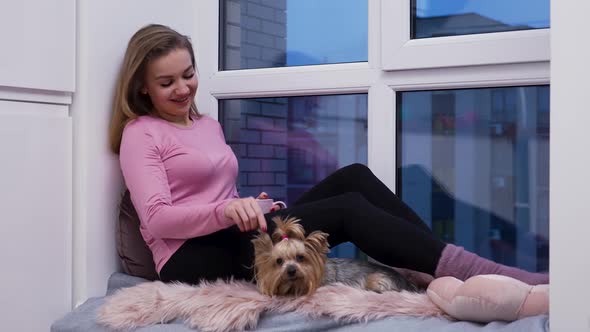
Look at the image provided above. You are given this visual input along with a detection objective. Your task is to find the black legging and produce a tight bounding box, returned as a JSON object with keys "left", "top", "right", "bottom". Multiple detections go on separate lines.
{"left": 160, "top": 164, "right": 446, "bottom": 284}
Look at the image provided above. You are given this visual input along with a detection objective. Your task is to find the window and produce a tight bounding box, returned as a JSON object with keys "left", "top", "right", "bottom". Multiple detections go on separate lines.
{"left": 397, "top": 86, "right": 549, "bottom": 272}
{"left": 220, "top": 0, "right": 368, "bottom": 70}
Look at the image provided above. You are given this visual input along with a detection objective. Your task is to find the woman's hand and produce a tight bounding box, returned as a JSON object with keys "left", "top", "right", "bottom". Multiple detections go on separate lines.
{"left": 224, "top": 197, "right": 268, "bottom": 233}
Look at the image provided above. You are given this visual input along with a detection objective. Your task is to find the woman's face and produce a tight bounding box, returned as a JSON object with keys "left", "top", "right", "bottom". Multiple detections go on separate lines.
{"left": 142, "top": 47, "right": 198, "bottom": 125}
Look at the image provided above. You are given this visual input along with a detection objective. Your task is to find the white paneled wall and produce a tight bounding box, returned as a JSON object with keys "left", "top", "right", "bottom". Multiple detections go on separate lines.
{"left": 0, "top": 103, "right": 72, "bottom": 329}
{"left": 0, "top": 1, "right": 75, "bottom": 331}
{"left": 0, "top": 0, "right": 75, "bottom": 92}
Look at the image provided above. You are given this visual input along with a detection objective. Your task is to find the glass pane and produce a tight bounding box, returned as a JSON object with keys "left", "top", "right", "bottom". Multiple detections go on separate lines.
{"left": 220, "top": 0, "right": 368, "bottom": 70}
{"left": 397, "top": 86, "right": 549, "bottom": 273}
{"left": 412, "top": 0, "right": 550, "bottom": 39}
{"left": 220, "top": 94, "right": 368, "bottom": 258}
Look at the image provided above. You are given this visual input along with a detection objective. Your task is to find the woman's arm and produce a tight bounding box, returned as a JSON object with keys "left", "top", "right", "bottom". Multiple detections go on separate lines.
{"left": 119, "top": 123, "right": 235, "bottom": 240}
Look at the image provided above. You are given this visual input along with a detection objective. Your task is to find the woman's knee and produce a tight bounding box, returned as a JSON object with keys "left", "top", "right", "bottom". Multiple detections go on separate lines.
{"left": 341, "top": 163, "right": 369, "bottom": 173}
{"left": 337, "top": 163, "right": 372, "bottom": 179}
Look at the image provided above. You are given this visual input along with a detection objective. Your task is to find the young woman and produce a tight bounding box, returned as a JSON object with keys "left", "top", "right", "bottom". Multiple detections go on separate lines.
{"left": 109, "top": 24, "right": 548, "bottom": 286}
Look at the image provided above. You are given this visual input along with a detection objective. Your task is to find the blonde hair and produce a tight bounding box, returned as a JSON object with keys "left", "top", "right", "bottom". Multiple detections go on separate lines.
{"left": 108, "top": 24, "right": 201, "bottom": 154}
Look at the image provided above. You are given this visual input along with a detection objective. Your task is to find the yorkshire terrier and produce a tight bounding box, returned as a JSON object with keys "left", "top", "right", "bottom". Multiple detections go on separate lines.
{"left": 251, "top": 216, "right": 421, "bottom": 297}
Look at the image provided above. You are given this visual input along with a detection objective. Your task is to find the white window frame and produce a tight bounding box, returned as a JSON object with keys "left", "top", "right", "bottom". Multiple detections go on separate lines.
{"left": 381, "top": 0, "right": 550, "bottom": 70}
{"left": 549, "top": 1, "right": 590, "bottom": 331}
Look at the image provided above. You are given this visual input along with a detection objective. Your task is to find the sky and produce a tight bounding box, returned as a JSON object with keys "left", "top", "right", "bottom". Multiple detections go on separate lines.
{"left": 286, "top": 0, "right": 367, "bottom": 65}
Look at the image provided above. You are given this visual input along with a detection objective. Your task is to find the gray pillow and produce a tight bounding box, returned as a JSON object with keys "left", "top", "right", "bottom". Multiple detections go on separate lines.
{"left": 116, "top": 190, "right": 159, "bottom": 280}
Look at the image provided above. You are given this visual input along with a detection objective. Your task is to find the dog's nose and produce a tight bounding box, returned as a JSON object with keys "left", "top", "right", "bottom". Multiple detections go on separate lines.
{"left": 286, "top": 265, "right": 297, "bottom": 278}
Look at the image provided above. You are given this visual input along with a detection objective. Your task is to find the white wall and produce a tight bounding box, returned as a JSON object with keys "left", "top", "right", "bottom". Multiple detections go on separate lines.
{"left": 73, "top": 0, "right": 199, "bottom": 306}
{"left": 549, "top": 1, "right": 590, "bottom": 331}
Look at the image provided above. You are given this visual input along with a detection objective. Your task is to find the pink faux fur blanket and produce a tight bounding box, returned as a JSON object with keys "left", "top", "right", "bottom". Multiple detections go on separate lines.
{"left": 97, "top": 279, "right": 448, "bottom": 332}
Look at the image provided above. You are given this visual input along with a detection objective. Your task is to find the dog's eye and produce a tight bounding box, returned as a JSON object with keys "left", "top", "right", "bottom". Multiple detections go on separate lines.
{"left": 276, "top": 258, "right": 283, "bottom": 266}
{"left": 296, "top": 255, "right": 305, "bottom": 262}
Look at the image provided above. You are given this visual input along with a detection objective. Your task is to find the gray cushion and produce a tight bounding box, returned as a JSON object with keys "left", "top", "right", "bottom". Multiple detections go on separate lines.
{"left": 51, "top": 272, "right": 550, "bottom": 332}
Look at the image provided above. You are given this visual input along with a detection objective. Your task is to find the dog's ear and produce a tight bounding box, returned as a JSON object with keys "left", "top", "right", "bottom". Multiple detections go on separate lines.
{"left": 251, "top": 231, "right": 273, "bottom": 255}
{"left": 304, "top": 231, "right": 330, "bottom": 255}
{"left": 251, "top": 231, "right": 279, "bottom": 296}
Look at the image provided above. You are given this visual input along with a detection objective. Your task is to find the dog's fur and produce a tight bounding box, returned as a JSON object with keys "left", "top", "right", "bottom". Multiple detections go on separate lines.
{"left": 252, "top": 216, "right": 420, "bottom": 296}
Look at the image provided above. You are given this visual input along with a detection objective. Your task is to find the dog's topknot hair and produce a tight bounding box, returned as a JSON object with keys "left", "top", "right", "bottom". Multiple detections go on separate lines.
{"left": 271, "top": 216, "right": 306, "bottom": 243}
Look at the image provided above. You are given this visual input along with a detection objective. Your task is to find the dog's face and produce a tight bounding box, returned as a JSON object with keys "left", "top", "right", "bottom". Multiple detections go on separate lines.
{"left": 252, "top": 216, "right": 329, "bottom": 296}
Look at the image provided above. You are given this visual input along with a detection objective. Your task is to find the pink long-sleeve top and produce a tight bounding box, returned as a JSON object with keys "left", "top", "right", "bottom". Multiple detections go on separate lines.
{"left": 119, "top": 115, "right": 239, "bottom": 273}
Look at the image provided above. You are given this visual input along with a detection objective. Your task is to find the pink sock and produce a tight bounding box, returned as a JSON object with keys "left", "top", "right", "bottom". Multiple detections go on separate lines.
{"left": 435, "top": 244, "right": 549, "bottom": 285}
